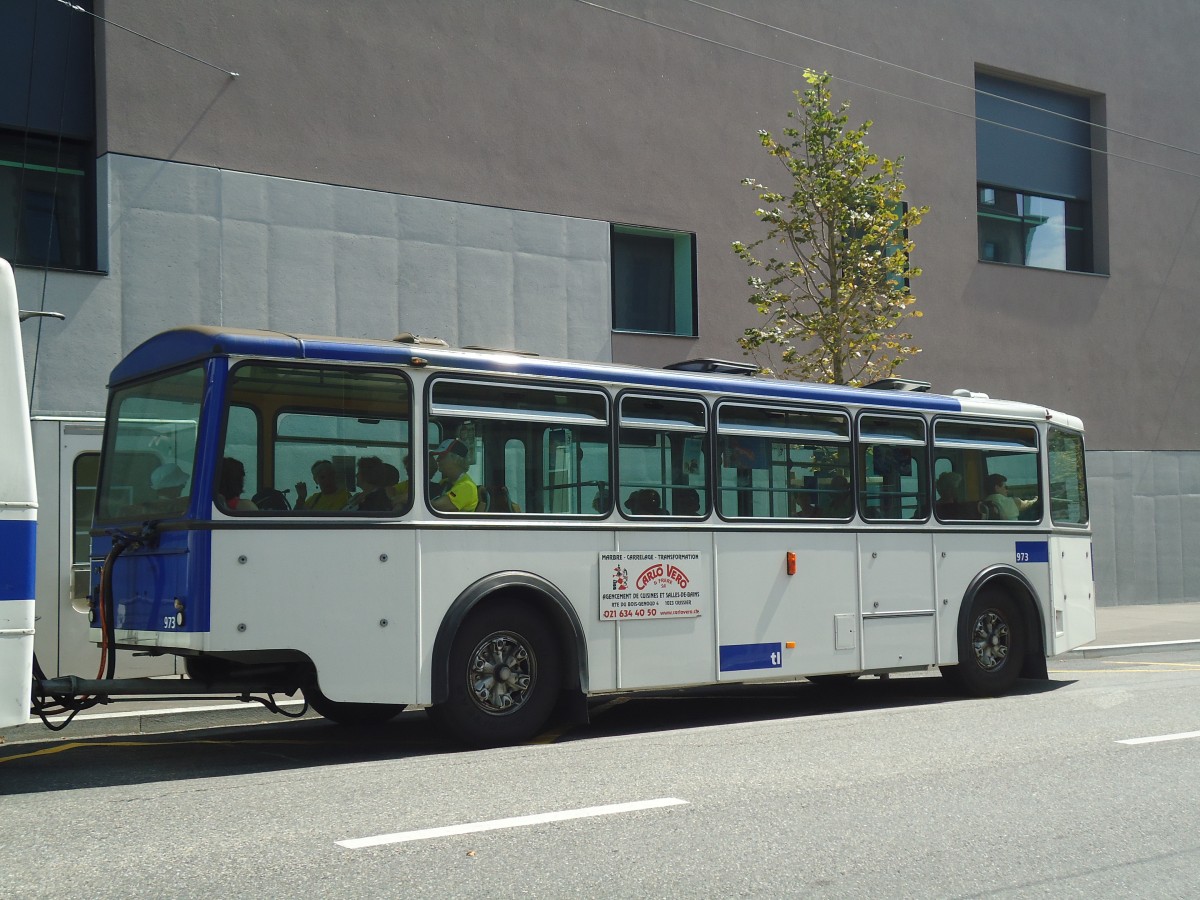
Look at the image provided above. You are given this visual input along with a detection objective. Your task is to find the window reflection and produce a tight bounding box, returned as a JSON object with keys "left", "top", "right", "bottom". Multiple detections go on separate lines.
{"left": 977, "top": 184, "right": 1088, "bottom": 272}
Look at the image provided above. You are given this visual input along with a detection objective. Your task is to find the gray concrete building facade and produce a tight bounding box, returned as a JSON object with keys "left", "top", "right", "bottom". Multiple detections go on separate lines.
{"left": 6, "top": 1, "right": 1200, "bottom": 608}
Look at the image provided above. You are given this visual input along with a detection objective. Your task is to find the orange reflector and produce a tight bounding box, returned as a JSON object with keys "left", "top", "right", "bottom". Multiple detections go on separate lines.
{"left": 786, "top": 551, "right": 796, "bottom": 575}
{"left": 785, "top": 641, "right": 796, "bottom": 649}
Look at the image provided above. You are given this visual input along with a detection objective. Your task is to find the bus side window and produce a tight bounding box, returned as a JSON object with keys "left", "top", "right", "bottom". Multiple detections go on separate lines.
{"left": 617, "top": 394, "right": 707, "bottom": 519}
{"left": 227, "top": 363, "right": 411, "bottom": 515}
{"left": 933, "top": 421, "right": 1041, "bottom": 523}
{"left": 717, "top": 404, "right": 851, "bottom": 520}
{"left": 857, "top": 415, "right": 927, "bottom": 522}
{"left": 429, "top": 378, "right": 610, "bottom": 516}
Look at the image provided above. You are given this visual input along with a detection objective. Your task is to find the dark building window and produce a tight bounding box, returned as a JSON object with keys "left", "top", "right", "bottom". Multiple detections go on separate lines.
{"left": 977, "top": 185, "right": 1088, "bottom": 270}
{"left": 975, "top": 72, "right": 1097, "bottom": 274}
{"left": 611, "top": 225, "right": 696, "bottom": 336}
{"left": 0, "top": 0, "right": 96, "bottom": 270}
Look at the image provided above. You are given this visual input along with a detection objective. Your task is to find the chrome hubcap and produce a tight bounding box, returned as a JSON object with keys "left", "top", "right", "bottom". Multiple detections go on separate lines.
{"left": 467, "top": 631, "right": 535, "bottom": 715}
{"left": 971, "top": 610, "right": 1009, "bottom": 671}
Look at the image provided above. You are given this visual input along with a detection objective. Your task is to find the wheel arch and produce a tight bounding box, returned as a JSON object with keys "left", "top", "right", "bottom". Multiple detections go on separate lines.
{"left": 430, "top": 571, "right": 589, "bottom": 706}
{"left": 958, "top": 565, "right": 1048, "bottom": 679}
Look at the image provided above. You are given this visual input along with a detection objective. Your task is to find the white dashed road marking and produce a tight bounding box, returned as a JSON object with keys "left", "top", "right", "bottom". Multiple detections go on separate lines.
{"left": 1117, "top": 730, "right": 1200, "bottom": 745}
{"left": 337, "top": 797, "right": 689, "bottom": 849}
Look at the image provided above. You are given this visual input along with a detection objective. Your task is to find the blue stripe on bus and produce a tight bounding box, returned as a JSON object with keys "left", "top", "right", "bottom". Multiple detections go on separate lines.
{"left": 1015, "top": 541, "right": 1049, "bottom": 564}
{"left": 0, "top": 519, "right": 36, "bottom": 601}
{"left": 109, "top": 328, "right": 965, "bottom": 414}
{"left": 719, "top": 642, "right": 783, "bottom": 672}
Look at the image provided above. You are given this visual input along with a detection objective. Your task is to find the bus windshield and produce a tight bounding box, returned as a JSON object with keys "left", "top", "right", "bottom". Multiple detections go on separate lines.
{"left": 96, "top": 366, "right": 204, "bottom": 523}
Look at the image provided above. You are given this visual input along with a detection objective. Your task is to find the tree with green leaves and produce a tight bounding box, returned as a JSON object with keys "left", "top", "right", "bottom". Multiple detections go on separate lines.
{"left": 732, "top": 70, "right": 927, "bottom": 386}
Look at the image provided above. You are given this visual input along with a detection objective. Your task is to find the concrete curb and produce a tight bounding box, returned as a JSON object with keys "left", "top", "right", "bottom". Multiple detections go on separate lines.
{"left": 1064, "top": 638, "right": 1200, "bottom": 659}
{"left": 0, "top": 698, "right": 316, "bottom": 745}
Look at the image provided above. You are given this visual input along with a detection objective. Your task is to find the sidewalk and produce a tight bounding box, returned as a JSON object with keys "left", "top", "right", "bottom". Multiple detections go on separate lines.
{"left": 1076, "top": 600, "right": 1200, "bottom": 657}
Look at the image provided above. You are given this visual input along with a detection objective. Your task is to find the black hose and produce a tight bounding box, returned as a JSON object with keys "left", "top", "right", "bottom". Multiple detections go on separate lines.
{"left": 28, "top": 529, "right": 143, "bottom": 727}
{"left": 101, "top": 536, "right": 123, "bottom": 681}
{"left": 100, "top": 527, "right": 154, "bottom": 680}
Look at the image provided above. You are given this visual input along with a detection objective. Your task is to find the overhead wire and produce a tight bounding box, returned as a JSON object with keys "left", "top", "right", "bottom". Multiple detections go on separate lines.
{"left": 571, "top": 0, "right": 1200, "bottom": 182}
{"left": 50, "top": 0, "right": 239, "bottom": 78}
{"left": 679, "top": 0, "right": 1200, "bottom": 163}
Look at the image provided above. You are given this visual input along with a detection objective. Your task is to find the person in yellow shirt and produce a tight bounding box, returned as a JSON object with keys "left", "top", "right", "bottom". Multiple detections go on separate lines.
{"left": 295, "top": 459, "right": 351, "bottom": 511}
{"left": 430, "top": 439, "right": 478, "bottom": 512}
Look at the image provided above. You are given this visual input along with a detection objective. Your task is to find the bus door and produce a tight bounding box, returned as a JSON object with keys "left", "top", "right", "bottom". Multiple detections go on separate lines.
{"left": 32, "top": 418, "right": 180, "bottom": 678}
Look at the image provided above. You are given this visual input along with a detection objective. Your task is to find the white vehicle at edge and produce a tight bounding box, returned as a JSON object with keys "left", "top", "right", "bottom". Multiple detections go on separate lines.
{"left": 0, "top": 259, "right": 37, "bottom": 727}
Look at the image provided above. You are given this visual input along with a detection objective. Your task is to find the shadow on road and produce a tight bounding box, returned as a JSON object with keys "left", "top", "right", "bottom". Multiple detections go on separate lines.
{"left": 0, "top": 673, "right": 1072, "bottom": 796}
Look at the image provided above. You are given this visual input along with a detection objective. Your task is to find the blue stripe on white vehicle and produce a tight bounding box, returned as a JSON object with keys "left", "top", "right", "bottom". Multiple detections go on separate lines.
{"left": 110, "top": 328, "right": 966, "bottom": 414}
{"left": 719, "top": 642, "right": 783, "bottom": 672}
{"left": 1015, "top": 541, "right": 1049, "bottom": 564}
{"left": 0, "top": 519, "right": 35, "bottom": 601}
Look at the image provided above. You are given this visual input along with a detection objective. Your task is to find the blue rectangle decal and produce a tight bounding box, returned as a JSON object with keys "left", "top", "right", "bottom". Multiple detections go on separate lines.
{"left": 1015, "top": 541, "right": 1049, "bottom": 564}
{"left": 0, "top": 520, "right": 36, "bottom": 601}
{"left": 719, "top": 642, "right": 783, "bottom": 672}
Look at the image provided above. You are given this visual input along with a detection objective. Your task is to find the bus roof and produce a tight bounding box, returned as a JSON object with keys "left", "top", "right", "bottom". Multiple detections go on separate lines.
{"left": 109, "top": 326, "right": 1084, "bottom": 429}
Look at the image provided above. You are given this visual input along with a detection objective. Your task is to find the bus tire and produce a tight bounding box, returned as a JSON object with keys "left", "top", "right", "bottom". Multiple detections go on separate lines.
{"left": 305, "top": 686, "right": 406, "bottom": 727}
{"left": 943, "top": 588, "right": 1024, "bottom": 697}
{"left": 431, "top": 601, "right": 561, "bottom": 746}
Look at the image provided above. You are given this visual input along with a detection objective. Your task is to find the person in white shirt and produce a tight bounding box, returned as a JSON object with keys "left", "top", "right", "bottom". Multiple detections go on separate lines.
{"left": 983, "top": 473, "right": 1035, "bottom": 520}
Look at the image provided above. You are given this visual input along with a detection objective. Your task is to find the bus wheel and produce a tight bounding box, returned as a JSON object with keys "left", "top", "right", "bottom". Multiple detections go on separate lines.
{"left": 944, "top": 589, "right": 1024, "bottom": 697}
{"left": 304, "top": 686, "right": 405, "bottom": 727}
{"left": 432, "top": 601, "right": 561, "bottom": 746}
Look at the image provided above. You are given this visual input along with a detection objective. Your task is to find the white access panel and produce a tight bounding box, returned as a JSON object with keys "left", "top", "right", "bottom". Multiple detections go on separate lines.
{"left": 209, "top": 526, "right": 419, "bottom": 704}
{"left": 858, "top": 533, "right": 937, "bottom": 671}
{"left": 1050, "top": 534, "right": 1096, "bottom": 653}
{"left": 714, "top": 530, "right": 859, "bottom": 680}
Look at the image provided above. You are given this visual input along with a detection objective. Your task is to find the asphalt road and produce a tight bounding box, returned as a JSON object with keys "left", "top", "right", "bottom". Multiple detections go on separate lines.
{"left": 2, "top": 650, "right": 1198, "bottom": 898}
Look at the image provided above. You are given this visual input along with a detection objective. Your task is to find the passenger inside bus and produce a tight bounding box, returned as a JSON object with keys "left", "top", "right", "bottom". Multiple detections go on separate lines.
{"left": 147, "top": 462, "right": 190, "bottom": 514}
{"left": 935, "top": 470, "right": 977, "bottom": 519}
{"left": 982, "top": 473, "right": 1037, "bottom": 520}
{"left": 294, "top": 459, "right": 351, "bottom": 511}
{"left": 479, "top": 484, "right": 521, "bottom": 513}
{"left": 430, "top": 439, "right": 478, "bottom": 511}
{"left": 217, "top": 456, "right": 257, "bottom": 511}
{"left": 673, "top": 487, "right": 701, "bottom": 517}
{"left": 150, "top": 462, "right": 189, "bottom": 499}
{"left": 390, "top": 454, "right": 411, "bottom": 509}
{"left": 625, "top": 489, "right": 665, "bottom": 515}
{"left": 788, "top": 476, "right": 818, "bottom": 517}
{"left": 345, "top": 456, "right": 393, "bottom": 512}
{"left": 821, "top": 474, "right": 853, "bottom": 517}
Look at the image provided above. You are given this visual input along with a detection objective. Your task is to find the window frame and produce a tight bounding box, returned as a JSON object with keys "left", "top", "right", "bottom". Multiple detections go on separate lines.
{"left": 855, "top": 411, "right": 930, "bottom": 523}
{"left": 974, "top": 70, "right": 1097, "bottom": 275}
{"left": 1047, "top": 427, "right": 1090, "bottom": 528}
{"left": 616, "top": 390, "right": 710, "bottom": 520}
{"left": 217, "top": 360, "right": 413, "bottom": 517}
{"left": 610, "top": 223, "right": 698, "bottom": 337}
{"left": 932, "top": 417, "right": 1043, "bottom": 525}
{"left": 715, "top": 400, "right": 853, "bottom": 522}
{"left": 426, "top": 374, "right": 613, "bottom": 518}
